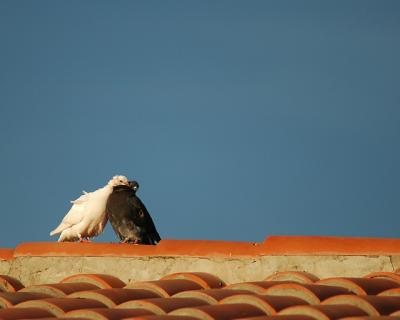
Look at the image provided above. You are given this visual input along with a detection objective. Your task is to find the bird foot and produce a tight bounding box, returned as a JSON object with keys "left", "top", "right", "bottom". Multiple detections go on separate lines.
{"left": 120, "top": 239, "right": 140, "bottom": 245}
{"left": 80, "top": 237, "right": 91, "bottom": 243}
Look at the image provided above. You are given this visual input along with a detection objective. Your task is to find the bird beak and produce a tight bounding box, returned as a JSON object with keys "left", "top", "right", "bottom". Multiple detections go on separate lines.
{"left": 128, "top": 181, "right": 137, "bottom": 190}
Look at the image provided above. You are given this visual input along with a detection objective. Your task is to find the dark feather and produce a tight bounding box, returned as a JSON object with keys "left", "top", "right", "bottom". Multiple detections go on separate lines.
{"left": 106, "top": 183, "right": 161, "bottom": 244}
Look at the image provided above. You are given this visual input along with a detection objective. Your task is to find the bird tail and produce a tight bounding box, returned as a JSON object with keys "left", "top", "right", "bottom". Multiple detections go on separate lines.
{"left": 49, "top": 229, "right": 59, "bottom": 236}
{"left": 57, "top": 228, "right": 77, "bottom": 242}
{"left": 50, "top": 223, "right": 68, "bottom": 236}
{"left": 148, "top": 232, "right": 161, "bottom": 245}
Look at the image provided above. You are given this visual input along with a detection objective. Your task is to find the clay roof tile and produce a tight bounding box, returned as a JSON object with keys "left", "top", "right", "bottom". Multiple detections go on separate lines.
{"left": 340, "top": 317, "right": 400, "bottom": 320}
{"left": 173, "top": 289, "right": 254, "bottom": 304}
{"left": 15, "top": 297, "right": 106, "bottom": 316}
{"left": 0, "top": 249, "right": 14, "bottom": 261}
{"left": 220, "top": 294, "right": 309, "bottom": 314}
{"left": 122, "top": 316, "right": 198, "bottom": 320}
{"left": 170, "top": 303, "right": 267, "bottom": 320}
{"left": 117, "top": 297, "right": 208, "bottom": 314}
{"left": 264, "top": 272, "right": 319, "bottom": 284}
{"left": 322, "top": 294, "right": 400, "bottom": 316}
{"left": 263, "top": 283, "right": 352, "bottom": 304}
{"left": 364, "top": 272, "right": 400, "bottom": 284}
{"left": 20, "top": 282, "right": 99, "bottom": 297}
{"left": 125, "top": 280, "right": 203, "bottom": 297}
{"left": 160, "top": 272, "right": 226, "bottom": 289}
{"left": 0, "top": 275, "right": 24, "bottom": 292}
{"left": 378, "top": 288, "right": 400, "bottom": 297}
{"left": 68, "top": 288, "right": 161, "bottom": 307}
{"left": 0, "top": 291, "right": 51, "bottom": 308}
{"left": 278, "top": 304, "right": 368, "bottom": 320}
{"left": 61, "top": 273, "right": 126, "bottom": 288}
{"left": 226, "top": 281, "right": 293, "bottom": 294}
{"left": 316, "top": 278, "right": 399, "bottom": 296}
{"left": 0, "top": 307, "right": 53, "bottom": 319}
{"left": 64, "top": 307, "right": 154, "bottom": 320}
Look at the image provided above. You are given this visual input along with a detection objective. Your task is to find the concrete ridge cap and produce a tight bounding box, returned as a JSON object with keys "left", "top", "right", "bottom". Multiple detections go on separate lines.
{"left": 264, "top": 236, "right": 400, "bottom": 255}
{"left": 1, "top": 236, "right": 399, "bottom": 259}
{"left": 0, "top": 248, "right": 14, "bottom": 261}
{"left": 12, "top": 240, "right": 262, "bottom": 258}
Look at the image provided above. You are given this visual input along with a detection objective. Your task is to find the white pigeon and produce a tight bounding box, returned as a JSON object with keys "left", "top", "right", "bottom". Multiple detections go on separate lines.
{"left": 50, "top": 175, "right": 129, "bottom": 242}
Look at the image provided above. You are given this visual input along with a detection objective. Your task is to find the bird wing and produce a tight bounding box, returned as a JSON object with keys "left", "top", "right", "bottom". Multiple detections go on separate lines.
{"left": 70, "top": 191, "right": 90, "bottom": 204}
{"left": 126, "top": 196, "right": 147, "bottom": 225}
{"left": 50, "top": 202, "right": 85, "bottom": 236}
{"left": 128, "top": 196, "right": 161, "bottom": 244}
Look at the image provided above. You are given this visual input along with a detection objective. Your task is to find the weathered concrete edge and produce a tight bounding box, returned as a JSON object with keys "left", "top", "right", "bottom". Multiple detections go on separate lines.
{"left": 0, "top": 259, "right": 11, "bottom": 275}
{"left": 4, "top": 254, "right": 400, "bottom": 287}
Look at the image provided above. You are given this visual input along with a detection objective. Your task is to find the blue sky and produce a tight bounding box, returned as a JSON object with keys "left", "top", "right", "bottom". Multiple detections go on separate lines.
{"left": 0, "top": 1, "right": 399, "bottom": 247}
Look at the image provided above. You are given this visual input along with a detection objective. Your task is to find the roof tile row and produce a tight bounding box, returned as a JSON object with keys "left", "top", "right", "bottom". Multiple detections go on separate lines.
{"left": 0, "top": 271, "right": 399, "bottom": 319}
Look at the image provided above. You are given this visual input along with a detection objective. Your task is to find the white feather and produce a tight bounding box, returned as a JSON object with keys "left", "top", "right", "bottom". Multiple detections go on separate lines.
{"left": 70, "top": 192, "right": 90, "bottom": 204}
{"left": 50, "top": 175, "right": 129, "bottom": 242}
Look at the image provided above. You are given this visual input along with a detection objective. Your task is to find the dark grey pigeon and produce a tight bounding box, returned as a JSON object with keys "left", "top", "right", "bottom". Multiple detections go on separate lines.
{"left": 106, "top": 181, "right": 161, "bottom": 244}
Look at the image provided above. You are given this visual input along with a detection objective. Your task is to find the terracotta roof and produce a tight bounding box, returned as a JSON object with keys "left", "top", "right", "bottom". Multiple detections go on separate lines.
{"left": 3, "top": 236, "right": 400, "bottom": 258}
{"left": 0, "top": 236, "right": 399, "bottom": 319}
{"left": 0, "top": 249, "right": 13, "bottom": 261}
{"left": 1, "top": 269, "right": 398, "bottom": 319}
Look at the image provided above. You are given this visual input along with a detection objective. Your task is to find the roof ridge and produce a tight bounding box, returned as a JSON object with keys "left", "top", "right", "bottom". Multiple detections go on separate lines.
{"left": 1, "top": 236, "right": 400, "bottom": 259}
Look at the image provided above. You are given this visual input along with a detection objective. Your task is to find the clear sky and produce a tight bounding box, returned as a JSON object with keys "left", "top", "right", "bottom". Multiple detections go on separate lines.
{"left": 0, "top": 1, "right": 399, "bottom": 248}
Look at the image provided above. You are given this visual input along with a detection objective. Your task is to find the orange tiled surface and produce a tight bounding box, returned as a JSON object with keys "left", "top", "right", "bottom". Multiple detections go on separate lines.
{"left": 0, "top": 271, "right": 400, "bottom": 319}
{"left": 0, "top": 249, "right": 13, "bottom": 261}
{"left": 1, "top": 236, "right": 400, "bottom": 259}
